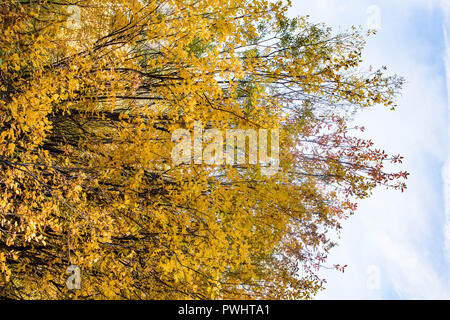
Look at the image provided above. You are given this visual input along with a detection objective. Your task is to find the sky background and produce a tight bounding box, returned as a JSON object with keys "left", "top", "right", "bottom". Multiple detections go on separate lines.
{"left": 289, "top": 0, "right": 450, "bottom": 299}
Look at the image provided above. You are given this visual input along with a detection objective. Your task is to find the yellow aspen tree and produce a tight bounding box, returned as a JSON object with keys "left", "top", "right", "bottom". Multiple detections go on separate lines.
{"left": 0, "top": 0, "right": 406, "bottom": 299}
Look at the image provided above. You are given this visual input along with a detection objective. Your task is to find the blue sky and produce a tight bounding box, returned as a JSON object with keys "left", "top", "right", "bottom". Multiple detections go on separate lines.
{"left": 289, "top": 0, "right": 450, "bottom": 299}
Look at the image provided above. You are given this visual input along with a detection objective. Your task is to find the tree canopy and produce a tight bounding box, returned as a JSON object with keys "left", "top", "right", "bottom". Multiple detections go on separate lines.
{"left": 0, "top": 0, "right": 407, "bottom": 299}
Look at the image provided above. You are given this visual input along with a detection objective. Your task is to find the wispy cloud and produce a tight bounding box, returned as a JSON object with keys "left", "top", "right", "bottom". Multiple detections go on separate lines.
{"left": 440, "top": 0, "right": 450, "bottom": 264}
{"left": 290, "top": 0, "right": 450, "bottom": 299}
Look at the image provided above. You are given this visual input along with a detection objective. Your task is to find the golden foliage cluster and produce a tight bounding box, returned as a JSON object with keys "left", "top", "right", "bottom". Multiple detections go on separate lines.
{"left": 0, "top": 0, "right": 406, "bottom": 299}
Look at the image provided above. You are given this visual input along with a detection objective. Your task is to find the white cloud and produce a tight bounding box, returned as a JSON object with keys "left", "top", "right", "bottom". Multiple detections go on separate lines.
{"left": 440, "top": 0, "right": 450, "bottom": 264}
{"left": 289, "top": 0, "right": 450, "bottom": 299}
